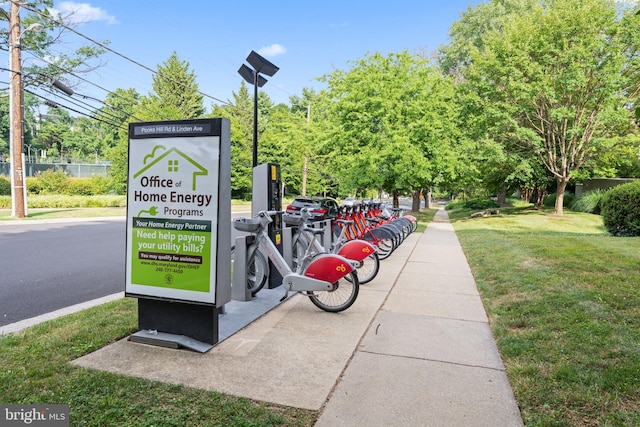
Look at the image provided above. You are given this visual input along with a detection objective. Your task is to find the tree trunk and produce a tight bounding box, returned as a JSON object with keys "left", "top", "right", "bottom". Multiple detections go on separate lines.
{"left": 554, "top": 178, "right": 569, "bottom": 216}
{"left": 393, "top": 189, "right": 399, "bottom": 208}
{"left": 411, "top": 190, "right": 421, "bottom": 212}
{"left": 425, "top": 188, "right": 433, "bottom": 209}
{"left": 497, "top": 184, "right": 508, "bottom": 207}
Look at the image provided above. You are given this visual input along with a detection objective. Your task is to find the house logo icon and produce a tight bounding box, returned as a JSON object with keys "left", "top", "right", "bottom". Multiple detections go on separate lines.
{"left": 133, "top": 145, "right": 208, "bottom": 191}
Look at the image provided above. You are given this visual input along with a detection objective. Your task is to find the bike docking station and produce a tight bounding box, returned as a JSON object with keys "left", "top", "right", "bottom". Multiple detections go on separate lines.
{"left": 232, "top": 162, "right": 335, "bottom": 302}
{"left": 124, "top": 118, "right": 232, "bottom": 353}
{"left": 231, "top": 162, "right": 361, "bottom": 313}
{"left": 232, "top": 163, "right": 283, "bottom": 302}
{"left": 281, "top": 216, "right": 333, "bottom": 266}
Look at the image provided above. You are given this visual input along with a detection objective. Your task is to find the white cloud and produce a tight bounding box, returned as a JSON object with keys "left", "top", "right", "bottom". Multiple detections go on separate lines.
{"left": 258, "top": 44, "right": 286, "bottom": 57}
{"left": 50, "top": 2, "right": 118, "bottom": 25}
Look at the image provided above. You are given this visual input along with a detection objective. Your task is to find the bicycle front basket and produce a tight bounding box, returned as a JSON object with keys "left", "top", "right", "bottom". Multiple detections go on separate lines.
{"left": 233, "top": 218, "right": 262, "bottom": 232}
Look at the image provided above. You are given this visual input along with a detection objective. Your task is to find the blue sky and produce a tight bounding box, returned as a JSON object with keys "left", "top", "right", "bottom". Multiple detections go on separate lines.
{"left": 12, "top": 0, "right": 481, "bottom": 112}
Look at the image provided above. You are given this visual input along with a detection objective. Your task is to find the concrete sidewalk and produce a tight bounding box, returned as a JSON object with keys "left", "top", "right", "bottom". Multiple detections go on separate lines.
{"left": 72, "top": 208, "right": 524, "bottom": 426}
{"left": 315, "top": 208, "right": 523, "bottom": 426}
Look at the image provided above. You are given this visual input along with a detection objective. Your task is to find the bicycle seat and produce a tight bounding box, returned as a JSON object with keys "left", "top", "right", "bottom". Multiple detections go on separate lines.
{"left": 233, "top": 218, "right": 262, "bottom": 232}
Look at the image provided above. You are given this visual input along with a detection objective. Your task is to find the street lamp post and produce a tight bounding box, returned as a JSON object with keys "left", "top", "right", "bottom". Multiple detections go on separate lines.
{"left": 8, "top": 1, "right": 43, "bottom": 218}
{"left": 237, "top": 50, "right": 279, "bottom": 167}
{"left": 302, "top": 105, "right": 310, "bottom": 196}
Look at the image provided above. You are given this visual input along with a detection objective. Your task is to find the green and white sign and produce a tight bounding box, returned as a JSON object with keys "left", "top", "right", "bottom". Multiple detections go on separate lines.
{"left": 125, "top": 119, "right": 231, "bottom": 305}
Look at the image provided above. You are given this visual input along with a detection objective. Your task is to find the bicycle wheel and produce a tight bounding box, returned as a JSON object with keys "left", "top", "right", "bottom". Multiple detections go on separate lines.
{"left": 370, "top": 228, "right": 397, "bottom": 260}
{"left": 307, "top": 271, "right": 359, "bottom": 312}
{"left": 290, "top": 235, "right": 309, "bottom": 272}
{"left": 346, "top": 251, "right": 379, "bottom": 284}
{"left": 231, "top": 245, "right": 268, "bottom": 296}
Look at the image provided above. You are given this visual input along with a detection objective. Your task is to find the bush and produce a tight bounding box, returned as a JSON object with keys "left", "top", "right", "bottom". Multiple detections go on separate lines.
{"left": 88, "top": 175, "right": 112, "bottom": 195}
{"left": 571, "top": 190, "right": 606, "bottom": 214}
{"left": 445, "top": 198, "right": 500, "bottom": 211}
{"left": 462, "top": 198, "right": 500, "bottom": 210}
{"left": 67, "top": 178, "right": 94, "bottom": 196}
{"left": 26, "top": 176, "right": 44, "bottom": 195}
{"left": 36, "top": 168, "right": 70, "bottom": 194}
{"left": 0, "top": 194, "right": 126, "bottom": 209}
{"left": 0, "top": 176, "right": 10, "bottom": 196}
{"left": 543, "top": 192, "right": 575, "bottom": 208}
{"left": 601, "top": 181, "right": 640, "bottom": 237}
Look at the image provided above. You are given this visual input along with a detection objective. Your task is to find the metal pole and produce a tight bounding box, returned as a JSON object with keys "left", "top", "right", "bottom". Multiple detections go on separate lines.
{"left": 252, "top": 70, "right": 259, "bottom": 168}
{"left": 9, "top": 2, "right": 26, "bottom": 218}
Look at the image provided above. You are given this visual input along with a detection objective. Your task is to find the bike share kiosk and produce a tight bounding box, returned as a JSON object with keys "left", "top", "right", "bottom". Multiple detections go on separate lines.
{"left": 232, "top": 163, "right": 283, "bottom": 301}
{"left": 253, "top": 163, "right": 283, "bottom": 289}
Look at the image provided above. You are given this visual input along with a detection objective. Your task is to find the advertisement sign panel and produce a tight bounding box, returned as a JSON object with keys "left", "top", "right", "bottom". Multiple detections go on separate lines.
{"left": 125, "top": 119, "right": 229, "bottom": 305}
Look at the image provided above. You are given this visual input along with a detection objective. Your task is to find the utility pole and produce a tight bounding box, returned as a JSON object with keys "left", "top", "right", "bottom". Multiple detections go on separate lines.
{"left": 301, "top": 156, "right": 308, "bottom": 197}
{"left": 301, "top": 105, "right": 310, "bottom": 197}
{"left": 9, "top": 0, "right": 26, "bottom": 218}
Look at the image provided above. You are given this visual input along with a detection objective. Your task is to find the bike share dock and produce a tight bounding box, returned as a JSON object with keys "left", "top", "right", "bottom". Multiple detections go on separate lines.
{"left": 72, "top": 207, "right": 523, "bottom": 426}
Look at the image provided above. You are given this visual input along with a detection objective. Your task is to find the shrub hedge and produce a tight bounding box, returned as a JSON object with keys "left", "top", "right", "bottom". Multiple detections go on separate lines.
{"left": 1, "top": 170, "right": 114, "bottom": 198}
{"left": 601, "top": 181, "right": 640, "bottom": 237}
{"left": 446, "top": 198, "right": 500, "bottom": 210}
{"left": 570, "top": 190, "right": 607, "bottom": 215}
{"left": 0, "top": 176, "right": 10, "bottom": 196}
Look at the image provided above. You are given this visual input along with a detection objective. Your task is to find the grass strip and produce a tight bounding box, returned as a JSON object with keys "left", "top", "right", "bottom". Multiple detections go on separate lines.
{"left": 450, "top": 206, "right": 640, "bottom": 426}
{"left": 0, "top": 298, "right": 316, "bottom": 426}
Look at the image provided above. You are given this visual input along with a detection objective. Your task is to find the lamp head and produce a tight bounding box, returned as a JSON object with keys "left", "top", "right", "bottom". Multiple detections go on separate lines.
{"left": 246, "top": 50, "right": 279, "bottom": 77}
{"left": 24, "top": 23, "right": 44, "bottom": 33}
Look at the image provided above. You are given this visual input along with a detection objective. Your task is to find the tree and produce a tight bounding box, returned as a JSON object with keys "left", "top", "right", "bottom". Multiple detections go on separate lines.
{"left": 0, "top": 94, "right": 9, "bottom": 157}
{"left": 136, "top": 51, "right": 204, "bottom": 121}
{"left": 0, "top": 0, "right": 107, "bottom": 84}
{"left": 98, "top": 88, "right": 140, "bottom": 148}
{"left": 320, "top": 51, "right": 460, "bottom": 210}
{"left": 259, "top": 104, "right": 307, "bottom": 194}
{"left": 109, "top": 53, "right": 205, "bottom": 192}
{"left": 34, "top": 106, "right": 72, "bottom": 160}
{"left": 0, "top": 0, "right": 107, "bottom": 161}
{"left": 439, "top": 0, "right": 538, "bottom": 78}
{"left": 440, "top": 0, "right": 554, "bottom": 206}
{"left": 462, "top": 0, "right": 638, "bottom": 215}
{"left": 211, "top": 82, "right": 254, "bottom": 198}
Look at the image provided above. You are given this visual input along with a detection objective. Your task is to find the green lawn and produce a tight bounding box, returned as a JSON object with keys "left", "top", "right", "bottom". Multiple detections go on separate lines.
{"left": 3, "top": 204, "right": 636, "bottom": 425}
{"left": 450, "top": 206, "right": 640, "bottom": 426}
{"left": 0, "top": 299, "right": 316, "bottom": 426}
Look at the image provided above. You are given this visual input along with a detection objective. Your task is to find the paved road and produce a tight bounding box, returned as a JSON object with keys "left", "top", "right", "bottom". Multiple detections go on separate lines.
{"left": 0, "top": 218, "right": 126, "bottom": 326}
{"left": 0, "top": 214, "right": 252, "bottom": 328}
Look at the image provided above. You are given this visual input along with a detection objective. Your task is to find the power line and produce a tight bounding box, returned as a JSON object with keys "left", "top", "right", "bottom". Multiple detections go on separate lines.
{"left": 36, "top": 85, "right": 126, "bottom": 124}
{"left": 0, "top": 65, "right": 140, "bottom": 124}
{"left": 22, "top": 3, "right": 233, "bottom": 107}
{"left": 20, "top": 53, "right": 165, "bottom": 120}
{"left": 24, "top": 88, "right": 123, "bottom": 127}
